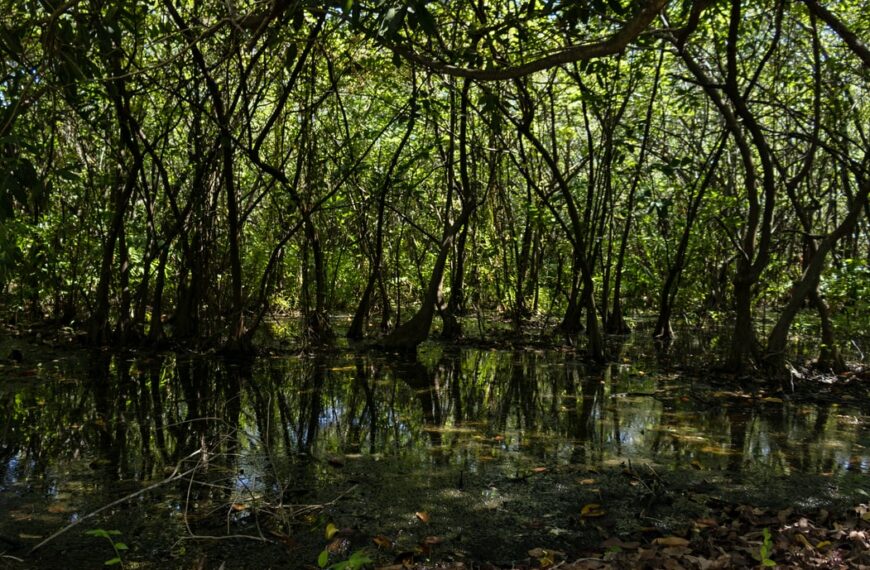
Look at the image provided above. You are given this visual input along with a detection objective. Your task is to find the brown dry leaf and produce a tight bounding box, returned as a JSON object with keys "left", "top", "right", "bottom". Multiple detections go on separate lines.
{"left": 694, "top": 518, "right": 718, "bottom": 528}
{"left": 690, "top": 459, "right": 703, "bottom": 470}
{"left": 415, "top": 511, "right": 430, "bottom": 523}
{"left": 373, "top": 534, "right": 393, "bottom": 549}
{"left": 653, "top": 536, "right": 690, "bottom": 547}
{"left": 230, "top": 503, "right": 248, "bottom": 512}
{"left": 532, "top": 467, "right": 549, "bottom": 473}
{"left": 421, "top": 535, "right": 444, "bottom": 545}
{"left": 268, "top": 530, "right": 297, "bottom": 548}
{"left": 578, "top": 478, "right": 596, "bottom": 485}
{"left": 326, "top": 537, "right": 349, "bottom": 554}
{"left": 581, "top": 503, "right": 606, "bottom": 518}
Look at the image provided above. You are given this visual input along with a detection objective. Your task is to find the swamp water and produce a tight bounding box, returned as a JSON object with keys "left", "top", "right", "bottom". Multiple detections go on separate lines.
{"left": 1, "top": 339, "right": 869, "bottom": 568}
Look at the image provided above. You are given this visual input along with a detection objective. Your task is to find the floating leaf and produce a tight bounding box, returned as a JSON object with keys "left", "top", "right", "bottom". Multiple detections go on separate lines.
{"left": 581, "top": 503, "right": 606, "bottom": 518}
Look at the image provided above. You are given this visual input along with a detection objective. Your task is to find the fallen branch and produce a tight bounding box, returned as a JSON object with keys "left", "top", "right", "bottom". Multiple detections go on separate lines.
{"left": 30, "top": 449, "right": 203, "bottom": 554}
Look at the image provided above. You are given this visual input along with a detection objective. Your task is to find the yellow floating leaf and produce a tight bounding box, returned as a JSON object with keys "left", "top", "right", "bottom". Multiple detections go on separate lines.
{"left": 325, "top": 522, "right": 338, "bottom": 540}
{"left": 581, "top": 503, "right": 606, "bottom": 518}
{"left": 653, "top": 536, "right": 690, "bottom": 547}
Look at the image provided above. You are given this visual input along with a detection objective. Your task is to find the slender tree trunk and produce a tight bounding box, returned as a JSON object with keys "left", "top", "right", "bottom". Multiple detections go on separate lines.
{"left": 441, "top": 221, "right": 469, "bottom": 340}
{"left": 348, "top": 90, "right": 417, "bottom": 339}
{"left": 609, "top": 46, "right": 665, "bottom": 334}
{"left": 765, "top": 180, "right": 868, "bottom": 371}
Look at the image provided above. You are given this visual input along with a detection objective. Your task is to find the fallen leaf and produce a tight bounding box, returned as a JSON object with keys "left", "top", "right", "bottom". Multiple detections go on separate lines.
{"left": 533, "top": 467, "right": 549, "bottom": 473}
{"left": 415, "top": 511, "right": 430, "bottom": 523}
{"left": 581, "top": 503, "right": 606, "bottom": 518}
{"left": 578, "top": 478, "right": 596, "bottom": 485}
{"left": 691, "top": 459, "right": 704, "bottom": 470}
{"left": 373, "top": 535, "right": 392, "bottom": 549}
{"left": 795, "top": 533, "right": 812, "bottom": 548}
{"left": 325, "top": 522, "right": 338, "bottom": 540}
{"left": 268, "top": 530, "right": 297, "bottom": 548}
{"left": 326, "top": 537, "right": 349, "bottom": 554}
{"left": 230, "top": 503, "right": 248, "bottom": 512}
{"left": 653, "top": 536, "right": 690, "bottom": 547}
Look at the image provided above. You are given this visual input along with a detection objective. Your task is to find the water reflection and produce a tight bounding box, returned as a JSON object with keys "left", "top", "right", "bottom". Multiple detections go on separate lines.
{"left": 2, "top": 345, "right": 869, "bottom": 525}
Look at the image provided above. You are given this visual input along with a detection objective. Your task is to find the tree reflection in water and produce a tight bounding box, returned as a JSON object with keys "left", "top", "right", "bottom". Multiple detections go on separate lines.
{"left": 1, "top": 345, "right": 868, "bottom": 564}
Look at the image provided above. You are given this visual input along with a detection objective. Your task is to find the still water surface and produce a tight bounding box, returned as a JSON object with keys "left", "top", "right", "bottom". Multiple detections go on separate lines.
{"left": 2, "top": 341, "right": 868, "bottom": 566}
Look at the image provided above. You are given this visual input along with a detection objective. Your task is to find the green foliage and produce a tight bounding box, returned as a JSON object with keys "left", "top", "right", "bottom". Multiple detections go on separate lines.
{"left": 757, "top": 527, "right": 776, "bottom": 567}
{"left": 85, "top": 528, "right": 129, "bottom": 567}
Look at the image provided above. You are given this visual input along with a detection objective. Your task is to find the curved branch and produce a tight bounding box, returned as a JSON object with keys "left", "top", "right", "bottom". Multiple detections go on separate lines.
{"left": 369, "top": 0, "right": 667, "bottom": 81}
{"left": 801, "top": 0, "right": 870, "bottom": 68}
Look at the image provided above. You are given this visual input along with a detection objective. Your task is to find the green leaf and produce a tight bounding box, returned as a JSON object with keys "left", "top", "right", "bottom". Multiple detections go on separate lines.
{"left": 114, "top": 542, "right": 129, "bottom": 550}
{"left": 317, "top": 549, "right": 329, "bottom": 568}
{"left": 105, "top": 557, "right": 122, "bottom": 566}
{"left": 85, "top": 529, "right": 110, "bottom": 539}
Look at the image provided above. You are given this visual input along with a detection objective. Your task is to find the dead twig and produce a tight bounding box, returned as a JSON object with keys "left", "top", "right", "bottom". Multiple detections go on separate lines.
{"left": 30, "top": 449, "right": 203, "bottom": 554}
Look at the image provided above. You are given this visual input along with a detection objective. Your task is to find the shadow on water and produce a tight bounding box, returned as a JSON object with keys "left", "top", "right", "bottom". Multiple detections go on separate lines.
{"left": 1, "top": 339, "right": 869, "bottom": 567}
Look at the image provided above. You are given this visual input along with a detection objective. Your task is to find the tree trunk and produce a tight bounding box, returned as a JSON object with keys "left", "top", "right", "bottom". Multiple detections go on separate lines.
{"left": 765, "top": 179, "right": 867, "bottom": 371}
{"left": 379, "top": 206, "right": 475, "bottom": 351}
{"left": 727, "top": 275, "right": 757, "bottom": 371}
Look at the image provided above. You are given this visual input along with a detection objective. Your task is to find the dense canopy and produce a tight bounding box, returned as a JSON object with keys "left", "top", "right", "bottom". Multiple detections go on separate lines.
{"left": 1, "top": 0, "right": 868, "bottom": 371}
